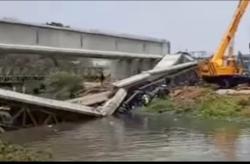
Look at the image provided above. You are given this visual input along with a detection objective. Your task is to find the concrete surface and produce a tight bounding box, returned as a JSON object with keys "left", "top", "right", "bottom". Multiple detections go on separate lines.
{"left": 0, "top": 43, "right": 162, "bottom": 59}
{"left": 0, "top": 88, "right": 102, "bottom": 116}
{"left": 67, "top": 91, "right": 111, "bottom": 106}
{"left": 0, "top": 19, "right": 170, "bottom": 55}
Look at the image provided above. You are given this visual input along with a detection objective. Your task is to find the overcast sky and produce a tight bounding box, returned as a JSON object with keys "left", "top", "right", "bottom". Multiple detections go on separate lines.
{"left": 0, "top": 1, "right": 250, "bottom": 54}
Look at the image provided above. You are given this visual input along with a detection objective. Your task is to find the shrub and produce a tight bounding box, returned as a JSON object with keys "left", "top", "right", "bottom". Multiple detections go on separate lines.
{"left": 44, "top": 71, "right": 84, "bottom": 100}
{"left": 141, "top": 98, "right": 174, "bottom": 113}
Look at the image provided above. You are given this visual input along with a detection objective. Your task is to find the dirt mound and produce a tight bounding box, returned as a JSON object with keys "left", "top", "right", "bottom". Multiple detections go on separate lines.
{"left": 170, "top": 86, "right": 205, "bottom": 100}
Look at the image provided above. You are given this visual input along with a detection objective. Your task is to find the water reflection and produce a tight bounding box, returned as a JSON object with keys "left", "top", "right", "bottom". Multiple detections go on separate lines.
{"left": 212, "top": 127, "right": 240, "bottom": 161}
{"left": 0, "top": 112, "right": 249, "bottom": 161}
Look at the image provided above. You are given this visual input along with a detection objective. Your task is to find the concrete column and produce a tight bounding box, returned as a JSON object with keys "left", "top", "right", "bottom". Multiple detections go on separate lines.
{"left": 162, "top": 41, "right": 171, "bottom": 54}
{"left": 140, "top": 59, "right": 153, "bottom": 72}
{"left": 150, "top": 59, "right": 159, "bottom": 69}
{"left": 109, "top": 60, "right": 117, "bottom": 81}
{"left": 137, "top": 59, "right": 144, "bottom": 73}
{"left": 148, "top": 59, "right": 158, "bottom": 70}
{"left": 130, "top": 59, "right": 141, "bottom": 75}
{"left": 110, "top": 58, "right": 158, "bottom": 81}
{"left": 110, "top": 59, "right": 130, "bottom": 80}
{"left": 126, "top": 59, "right": 133, "bottom": 77}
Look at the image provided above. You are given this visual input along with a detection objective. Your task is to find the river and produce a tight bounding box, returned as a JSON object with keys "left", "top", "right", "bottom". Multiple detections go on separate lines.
{"left": 1, "top": 111, "right": 250, "bottom": 161}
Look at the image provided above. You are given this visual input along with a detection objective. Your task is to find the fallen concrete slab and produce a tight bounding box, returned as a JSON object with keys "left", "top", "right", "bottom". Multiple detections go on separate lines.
{"left": 0, "top": 88, "right": 102, "bottom": 116}
{"left": 99, "top": 88, "right": 127, "bottom": 116}
{"left": 216, "top": 89, "right": 250, "bottom": 95}
{"left": 67, "top": 91, "right": 111, "bottom": 106}
{"left": 113, "top": 61, "right": 197, "bottom": 88}
{"left": 153, "top": 54, "right": 183, "bottom": 69}
{"left": 148, "top": 61, "right": 197, "bottom": 75}
{"left": 112, "top": 72, "right": 150, "bottom": 88}
{"left": 0, "top": 52, "right": 198, "bottom": 124}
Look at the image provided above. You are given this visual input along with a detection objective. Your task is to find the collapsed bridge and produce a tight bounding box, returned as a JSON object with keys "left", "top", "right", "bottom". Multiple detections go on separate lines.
{"left": 0, "top": 49, "right": 198, "bottom": 130}
{"left": 0, "top": 19, "right": 198, "bottom": 131}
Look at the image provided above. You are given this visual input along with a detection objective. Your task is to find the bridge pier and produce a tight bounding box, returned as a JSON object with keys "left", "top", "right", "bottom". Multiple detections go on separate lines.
{"left": 110, "top": 59, "right": 127, "bottom": 80}
{"left": 110, "top": 58, "right": 158, "bottom": 81}
{"left": 130, "top": 59, "right": 141, "bottom": 75}
{"left": 140, "top": 59, "right": 157, "bottom": 72}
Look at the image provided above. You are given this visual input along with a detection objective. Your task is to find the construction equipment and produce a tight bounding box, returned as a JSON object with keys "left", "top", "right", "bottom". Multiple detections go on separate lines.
{"left": 198, "top": 0, "right": 250, "bottom": 88}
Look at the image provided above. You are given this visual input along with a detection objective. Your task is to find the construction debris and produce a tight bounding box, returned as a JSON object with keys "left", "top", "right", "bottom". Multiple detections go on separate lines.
{"left": 216, "top": 89, "right": 250, "bottom": 95}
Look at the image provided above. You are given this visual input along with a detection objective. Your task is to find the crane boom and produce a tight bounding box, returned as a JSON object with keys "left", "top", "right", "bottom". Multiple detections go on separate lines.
{"left": 212, "top": 0, "right": 249, "bottom": 66}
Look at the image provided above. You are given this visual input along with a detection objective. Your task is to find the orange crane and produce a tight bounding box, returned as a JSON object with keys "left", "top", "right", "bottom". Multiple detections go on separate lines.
{"left": 198, "top": 0, "right": 250, "bottom": 88}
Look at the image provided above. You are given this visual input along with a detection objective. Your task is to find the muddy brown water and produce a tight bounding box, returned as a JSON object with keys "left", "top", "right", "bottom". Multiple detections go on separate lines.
{"left": 1, "top": 111, "right": 250, "bottom": 161}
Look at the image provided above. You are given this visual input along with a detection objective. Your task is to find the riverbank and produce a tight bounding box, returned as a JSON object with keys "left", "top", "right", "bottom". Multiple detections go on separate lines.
{"left": 140, "top": 86, "right": 250, "bottom": 121}
{"left": 0, "top": 140, "right": 51, "bottom": 161}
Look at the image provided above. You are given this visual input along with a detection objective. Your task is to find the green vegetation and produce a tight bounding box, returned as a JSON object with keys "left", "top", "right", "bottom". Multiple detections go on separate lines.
{"left": 41, "top": 71, "right": 84, "bottom": 100}
{"left": 141, "top": 87, "right": 250, "bottom": 120}
{"left": 0, "top": 54, "right": 103, "bottom": 99}
{"left": 141, "top": 98, "right": 174, "bottom": 113}
{"left": 195, "top": 93, "right": 242, "bottom": 119}
{"left": 0, "top": 140, "right": 51, "bottom": 161}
